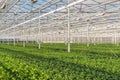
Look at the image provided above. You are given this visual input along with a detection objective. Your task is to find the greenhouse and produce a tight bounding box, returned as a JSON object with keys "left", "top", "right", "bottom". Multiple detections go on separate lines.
{"left": 0, "top": 0, "right": 120, "bottom": 79}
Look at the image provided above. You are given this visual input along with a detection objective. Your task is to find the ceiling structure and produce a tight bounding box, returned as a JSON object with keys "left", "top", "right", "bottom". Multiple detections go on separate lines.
{"left": 0, "top": 0, "right": 120, "bottom": 43}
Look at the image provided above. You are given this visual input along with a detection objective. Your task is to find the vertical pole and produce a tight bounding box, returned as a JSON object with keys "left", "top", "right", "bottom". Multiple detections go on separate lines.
{"left": 112, "top": 33, "right": 114, "bottom": 44}
{"left": 93, "top": 27, "right": 95, "bottom": 45}
{"left": 94, "top": 32, "right": 96, "bottom": 45}
{"left": 115, "top": 30, "right": 117, "bottom": 45}
{"left": 23, "top": 29, "right": 25, "bottom": 47}
{"left": 38, "top": 11, "right": 41, "bottom": 49}
{"left": 114, "top": 32, "right": 115, "bottom": 44}
{"left": 118, "top": 32, "right": 119, "bottom": 46}
{"left": 87, "top": 21, "right": 89, "bottom": 47}
{"left": 114, "top": 30, "right": 117, "bottom": 45}
{"left": 117, "top": 31, "right": 119, "bottom": 46}
{"left": 100, "top": 33, "right": 102, "bottom": 44}
{"left": 14, "top": 17, "right": 16, "bottom": 46}
{"left": 23, "top": 18, "right": 27, "bottom": 45}
{"left": 38, "top": 28, "right": 41, "bottom": 49}
{"left": 67, "top": 0, "right": 70, "bottom": 52}
{"left": 14, "top": 28, "right": 16, "bottom": 46}
{"left": 8, "top": 25, "right": 10, "bottom": 45}
{"left": 81, "top": 31, "right": 82, "bottom": 43}
{"left": 21, "top": 30, "right": 22, "bottom": 45}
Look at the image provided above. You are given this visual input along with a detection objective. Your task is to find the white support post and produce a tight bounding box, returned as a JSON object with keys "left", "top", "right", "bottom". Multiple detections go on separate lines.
{"left": 115, "top": 31, "right": 116, "bottom": 44}
{"left": 23, "top": 18, "right": 28, "bottom": 45}
{"left": 67, "top": 0, "right": 70, "bottom": 53}
{"left": 38, "top": 11, "right": 41, "bottom": 49}
{"left": 38, "top": 28, "right": 41, "bottom": 49}
{"left": 21, "top": 30, "right": 23, "bottom": 45}
{"left": 112, "top": 34, "right": 114, "bottom": 44}
{"left": 114, "top": 29, "right": 118, "bottom": 45}
{"left": 81, "top": 31, "right": 82, "bottom": 43}
{"left": 100, "top": 33, "right": 103, "bottom": 44}
{"left": 92, "top": 26, "right": 96, "bottom": 45}
{"left": 87, "top": 22, "right": 90, "bottom": 47}
{"left": 94, "top": 33, "right": 96, "bottom": 45}
{"left": 118, "top": 32, "right": 119, "bottom": 45}
{"left": 117, "top": 31, "right": 119, "bottom": 46}
{"left": 8, "top": 23, "right": 10, "bottom": 45}
{"left": 13, "top": 17, "right": 16, "bottom": 46}
{"left": 114, "top": 25, "right": 117, "bottom": 45}
{"left": 23, "top": 29, "right": 25, "bottom": 47}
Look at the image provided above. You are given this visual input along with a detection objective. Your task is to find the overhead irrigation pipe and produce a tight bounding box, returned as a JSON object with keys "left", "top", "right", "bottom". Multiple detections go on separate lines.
{"left": 4, "top": 4, "right": 120, "bottom": 35}
{"left": 0, "top": 0, "right": 7, "bottom": 9}
{"left": 0, "top": 0, "right": 85, "bottom": 33}
{"left": 2, "top": 0, "right": 118, "bottom": 34}
{"left": 6, "top": 0, "right": 57, "bottom": 25}
{"left": 5, "top": 16, "right": 120, "bottom": 37}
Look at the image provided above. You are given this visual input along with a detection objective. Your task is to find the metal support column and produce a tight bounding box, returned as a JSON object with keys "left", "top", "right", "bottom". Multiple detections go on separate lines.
{"left": 13, "top": 17, "right": 16, "bottom": 46}
{"left": 23, "top": 29, "right": 25, "bottom": 47}
{"left": 38, "top": 11, "right": 41, "bottom": 49}
{"left": 87, "top": 21, "right": 90, "bottom": 47}
{"left": 14, "top": 28, "right": 16, "bottom": 46}
{"left": 8, "top": 22, "right": 10, "bottom": 45}
{"left": 67, "top": 0, "right": 70, "bottom": 52}
{"left": 13, "top": 28, "right": 16, "bottom": 46}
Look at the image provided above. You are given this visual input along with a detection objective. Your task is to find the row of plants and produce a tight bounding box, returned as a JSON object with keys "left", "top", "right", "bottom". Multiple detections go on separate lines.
{"left": 0, "top": 43, "right": 120, "bottom": 80}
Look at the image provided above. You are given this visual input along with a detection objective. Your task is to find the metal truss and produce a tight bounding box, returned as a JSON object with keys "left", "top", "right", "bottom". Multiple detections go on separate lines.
{"left": 0, "top": 0, "right": 120, "bottom": 52}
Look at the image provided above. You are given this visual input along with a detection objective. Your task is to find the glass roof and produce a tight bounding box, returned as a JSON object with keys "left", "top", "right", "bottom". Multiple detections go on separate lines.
{"left": 0, "top": 0, "right": 120, "bottom": 39}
